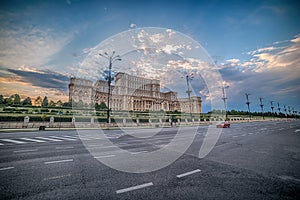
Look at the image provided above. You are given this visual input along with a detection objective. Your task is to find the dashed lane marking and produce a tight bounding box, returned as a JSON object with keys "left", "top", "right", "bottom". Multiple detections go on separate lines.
{"left": 176, "top": 169, "right": 201, "bottom": 178}
{"left": 116, "top": 182, "right": 154, "bottom": 194}
{"left": 55, "top": 146, "right": 74, "bottom": 150}
{"left": 233, "top": 136, "right": 238, "bottom": 138}
{"left": 35, "top": 137, "right": 62, "bottom": 142}
{"left": 14, "top": 149, "right": 38, "bottom": 153}
{"left": 43, "top": 173, "right": 71, "bottom": 181}
{"left": 0, "top": 139, "right": 26, "bottom": 144}
{"left": 48, "top": 136, "right": 77, "bottom": 141}
{"left": 94, "top": 155, "right": 115, "bottom": 159}
{"left": 44, "top": 159, "right": 74, "bottom": 164}
{"left": 295, "top": 129, "right": 300, "bottom": 133}
{"left": 131, "top": 151, "right": 148, "bottom": 154}
{"left": 0, "top": 166, "right": 14, "bottom": 171}
{"left": 20, "top": 138, "right": 46, "bottom": 143}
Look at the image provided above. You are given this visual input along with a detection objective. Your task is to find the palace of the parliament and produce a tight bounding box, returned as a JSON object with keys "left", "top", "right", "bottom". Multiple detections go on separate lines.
{"left": 69, "top": 72, "right": 202, "bottom": 113}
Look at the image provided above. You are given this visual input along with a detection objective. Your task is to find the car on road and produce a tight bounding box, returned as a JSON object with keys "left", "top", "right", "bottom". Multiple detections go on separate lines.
{"left": 216, "top": 121, "right": 230, "bottom": 128}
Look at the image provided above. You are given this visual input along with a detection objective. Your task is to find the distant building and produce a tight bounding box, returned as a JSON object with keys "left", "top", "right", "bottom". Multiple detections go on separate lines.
{"left": 69, "top": 72, "right": 202, "bottom": 113}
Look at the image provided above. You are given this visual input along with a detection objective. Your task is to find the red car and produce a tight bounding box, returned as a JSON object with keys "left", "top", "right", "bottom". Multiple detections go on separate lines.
{"left": 216, "top": 121, "right": 230, "bottom": 128}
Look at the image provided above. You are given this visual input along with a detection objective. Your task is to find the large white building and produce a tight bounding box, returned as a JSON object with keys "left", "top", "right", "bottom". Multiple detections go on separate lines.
{"left": 69, "top": 72, "right": 202, "bottom": 113}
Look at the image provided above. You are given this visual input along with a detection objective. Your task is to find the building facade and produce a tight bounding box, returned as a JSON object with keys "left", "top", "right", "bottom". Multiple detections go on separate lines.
{"left": 69, "top": 72, "right": 202, "bottom": 113}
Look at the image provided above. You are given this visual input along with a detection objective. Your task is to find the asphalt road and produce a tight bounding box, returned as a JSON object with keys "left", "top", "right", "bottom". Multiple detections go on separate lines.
{"left": 0, "top": 120, "right": 300, "bottom": 200}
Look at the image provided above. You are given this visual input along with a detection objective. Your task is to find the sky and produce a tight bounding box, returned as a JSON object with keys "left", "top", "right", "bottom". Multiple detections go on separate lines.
{"left": 0, "top": 0, "right": 299, "bottom": 113}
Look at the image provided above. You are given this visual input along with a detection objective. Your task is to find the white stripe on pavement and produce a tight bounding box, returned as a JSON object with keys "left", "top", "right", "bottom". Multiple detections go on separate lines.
{"left": 176, "top": 169, "right": 201, "bottom": 178}
{"left": 130, "top": 151, "right": 148, "bottom": 154}
{"left": 61, "top": 135, "right": 79, "bottom": 139}
{"left": 0, "top": 143, "right": 4, "bottom": 145}
{"left": 44, "top": 159, "right": 73, "bottom": 164}
{"left": 295, "top": 129, "right": 300, "bottom": 132}
{"left": 35, "top": 137, "right": 62, "bottom": 142}
{"left": 48, "top": 136, "right": 77, "bottom": 141}
{"left": 116, "top": 182, "right": 153, "bottom": 194}
{"left": 0, "top": 139, "right": 27, "bottom": 144}
{"left": 94, "top": 155, "right": 115, "bottom": 159}
{"left": 20, "top": 138, "right": 46, "bottom": 143}
{"left": 14, "top": 149, "right": 38, "bottom": 153}
{"left": 55, "top": 146, "right": 74, "bottom": 150}
{"left": 0, "top": 166, "right": 14, "bottom": 171}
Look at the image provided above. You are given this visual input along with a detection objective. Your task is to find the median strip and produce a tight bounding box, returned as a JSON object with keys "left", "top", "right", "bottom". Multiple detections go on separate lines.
{"left": 116, "top": 182, "right": 153, "bottom": 194}
{"left": 176, "top": 169, "right": 201, "bottom": 178}
{"left": 0, "top": 166, "right": 14, "bottom": 171}
{"left": 44, "top": 159, "right": 73, "bottom": 164}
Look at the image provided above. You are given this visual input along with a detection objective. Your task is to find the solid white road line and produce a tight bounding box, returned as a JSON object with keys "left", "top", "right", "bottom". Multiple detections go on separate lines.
{"left": 20, "top": 138, "right": 46, "bottom": 143}
{"left": 241, "top": 134, "right": 246, "bottom": 136}
{"left": 55, "top": 146, "right": 74, "bottom": 150}
{"left": 44, "top": 159, "right": 73, "bottom": 164}
{"left": 0, "top": 139, "right": 26, "bottom": 144}
{"left": 48, "top": 136, "right": 77, "bottom": 141}
{"left": 233, "top": 136, "right": 238, "bottom": 138}
{"left": 94, "top": 155, "right": 115, "bottom": 159}
{"left": 116, "top": 182, "right": 153, "bottom": 194}
{"left": 35, "top": 137, "right": 62, "bottom": 142}
{"left": 0, "top": 143, "right": 4, "bottom": 145}
{"left": 176, "top": 169, "right": 201, "bottom": 178}
{"left": 0, "top": 166, "right": 14, "bottom": 171}
{"left": 14, "top": 149, "right": 38, "bottom": 153}
{"left": 295, "top": 129, "right": 300, "bottom": 132}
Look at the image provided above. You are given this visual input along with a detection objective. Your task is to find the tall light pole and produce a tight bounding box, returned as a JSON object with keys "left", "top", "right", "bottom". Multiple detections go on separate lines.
{"left": 259, "top": 97, "right": 264, "bottom": 120}
{"left": 99, "top": 51, "right": 121, "bottom": 124}
{"left": 277, "top": 103, "right": 281, "bottom": 113}
{"left": 245, "top": 93, "right": 251, "bottom": 119}
{"left": 182, "top": 73, "right": 194, "bottom": 118}
{"left": 221, "top": 86, "right": 229, "bottom": 120}
{"left": 270, "top": 101, "right": 274, "bottom": 116}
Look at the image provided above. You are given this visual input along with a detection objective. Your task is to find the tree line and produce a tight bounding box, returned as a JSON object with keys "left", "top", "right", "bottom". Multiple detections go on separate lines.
{"left": 0, "top": 94, "right": 71, "bottom": 108}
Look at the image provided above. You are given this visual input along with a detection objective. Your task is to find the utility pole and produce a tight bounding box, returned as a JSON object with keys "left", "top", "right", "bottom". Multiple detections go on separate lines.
{"left": 99, "top": 51, "right": 121, "bottom": 124}
{"left": 245, "top": 93, "right": 251, "bottom": 119}
{"left": 259, "top": 97, "right": 264, "bottom": 120}
{"left": 221, "top": 86, "right": 229, "bottom": 120}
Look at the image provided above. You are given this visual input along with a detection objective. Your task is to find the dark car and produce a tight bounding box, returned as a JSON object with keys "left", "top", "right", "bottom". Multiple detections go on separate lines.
{"left": 216, "top": 121, "right": 230, "bottom": 128}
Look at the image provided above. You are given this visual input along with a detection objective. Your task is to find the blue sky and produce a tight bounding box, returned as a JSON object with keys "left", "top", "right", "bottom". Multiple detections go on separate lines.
{"left": 0, "top": 0, "right": 299, "bottom": 113}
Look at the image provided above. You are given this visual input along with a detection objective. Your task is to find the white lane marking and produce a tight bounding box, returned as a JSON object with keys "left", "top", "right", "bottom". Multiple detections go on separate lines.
{"left": 249, "top": 133, "right": 253, "bottom": 135}
{"left": 20, "top": 138, "right": 46, "bottom": 143}
{"left": 295, "top": 129, "right": 300, "bottom": 133}
{"left": 233, "top": 136, "right": 238, "bottom": 138}
{"left": 116, "top": 182, "right": 153, "bottom": 194}
{"left": 35, "top": 137, "right": 62, "bottom": 142}
{"left": 278, "top": 175, "right": 300, "bottom": 183}
{"left": 14, "top": 149, "right": 38, "bottom": 153}
{"left": 61, "top": 135, "right": 79, "bottom": 139}
{"left": 94, "top": 155, "right": 115, "bottom": 159}
{"left": 241, "top": 134, "right": 246, "bottom": 137}
{"left": 0, "top": 166, "right": 14, "bottom": 171}
{"left": 131, "top": 151, "right": 148, "bottom": 154}
{"left": 260, "top": 128, "right": 267, "bottom": 131}
{"left": 43, "top": 173, "right": 71, "bottom": 181}
{"left": 0, "top": 143, "right": 4, "bottom": 145}
{"left": 48, "top": 136, "right": 77, "bottom": 141}
{"left": 55, "top": 146, "right": 74, "bottom": 150}
{"left": 44, "top": 159, "right": 73, "bottom": 164}
{"left": 176, "top": 169, "right": 201, "bottom": 178}
{"left": 0, "top": 139, "right": 26, "bottom": 144}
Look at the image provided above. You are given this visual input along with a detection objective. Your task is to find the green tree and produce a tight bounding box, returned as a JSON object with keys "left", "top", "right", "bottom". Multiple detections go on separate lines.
{"left": 4, "top": 97, "right": 13, "bottom": 106}
{"left": 99, "top": 102, "right": 107, "bottom": 109}
{"left": 13, "top": 94, "right": 21, "bottom": 105}
{"left": 49, "top": 100, "right": 56, "bottom": 107}
{"left": 35, "top": 96, "right": 42, "bottom": 106}
{"left": 56, "top": 100, "right": 63, "bottom": 107}
{"left": 22, "top": 97, "right": 32, "bottom": 106}
{"left": 42, "top": 96, "right": 48, "bottom": 107}
{"left": 0, "top": 95, "right": 3, "bottom": 105}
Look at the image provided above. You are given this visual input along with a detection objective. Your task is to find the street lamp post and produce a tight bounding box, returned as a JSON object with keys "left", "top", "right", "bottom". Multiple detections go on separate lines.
{"left": 99, "top": 51, "right": 121, "bottom": 124}
{"left": 185, "top": 73, "right": 194, "bottom": 118}
{"left": 221, "top": 86, "right": 229, "bottom": 120}
{"left": 259, "top": 97, "right": 264, "bottom": 120}
{"left": 245, "top": 93, "right": 251, "bottom": 119}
